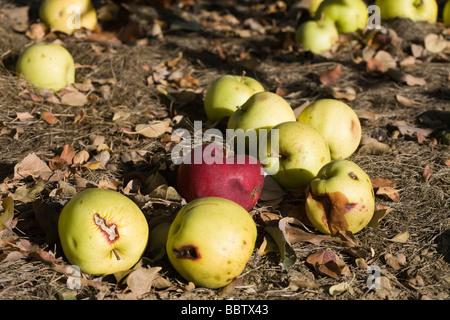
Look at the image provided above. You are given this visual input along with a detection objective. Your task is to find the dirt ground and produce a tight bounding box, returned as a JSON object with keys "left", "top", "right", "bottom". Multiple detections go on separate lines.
{"left": 0, "top": 0, "right": 449, "bottom": 301}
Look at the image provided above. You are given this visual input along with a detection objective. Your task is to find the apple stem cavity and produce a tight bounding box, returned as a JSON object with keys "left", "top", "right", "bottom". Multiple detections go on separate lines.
{"left": 93, "top": 213, "right": 119, "bottom": 243}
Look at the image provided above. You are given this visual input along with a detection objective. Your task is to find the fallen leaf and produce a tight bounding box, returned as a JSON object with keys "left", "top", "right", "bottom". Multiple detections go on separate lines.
{"left": 59, "top": 89, "right": 88, "bottom": 106}
{"left": 126, "top": 266, "right": 162, "bottom": 297}
{"left": 306, "top": 248, "right": 351, "bottom": 279}
{"left": 324, "top": 86, "right": 357, "bottom": 101}
{"left": 41, "top": 111, "right": 59, "bottom": 125}
{"left": 13, "top": 153, "right": 53, "bottom": 180}
{"left": 368, "top": 205, "right": 394, "bottom": 228}
{"left": 376, "top": 186, "right": 400, "bottom": 202}
{"left": 396, "top": 94, "right": 415, "bottom": 107}
{"left": 423, "top": 164, "right": 432, "bottom": 182}
{"left": 280, "top": 217, "right": 335, "bottom": 246}
{"left": 73, "top": 150, "right": 90, "bottom": 165}
{"left": 389, "top": 231, "right": 409, "bottom": 243}
{"left": 387, "top": 69, "right": 426, "bottom": 86}
{"left": 424, "top": 33, "right": 448, "bottom": 54}
{"left": 329, "top": 280, "right": 353, "bottom": 297}
{"left": 133, "top": 120, "right": 172, "bottom": 138}
{"left": 264, "top": 219, "right": 297, "bottom": 271}
{"left": 384, "top": 253, "right": 407, "bottom": 270}
{"left": 371, "top": 177, "right": 397, "bottom": 189}
{"left": 319, "top": 64, "right": 342, "bottom": 86}
{"left": 358, "top": 140, "right": 391, "bottom": 155}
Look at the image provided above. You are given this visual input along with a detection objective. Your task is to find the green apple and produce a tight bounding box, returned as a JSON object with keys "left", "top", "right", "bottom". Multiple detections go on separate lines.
{"left": 16, "top": 42, "right": 75, "bottom": 92}
{"left": 260, "top": 121, "right": 331, "bottom": 190}
{"left": 315, "top": 0, "right": 369, "bottom": 33}
{"left": 166, "top": 197, "right": 257, "bottom": 289}
{"left": 58, "top": 188, "right": 149, "bottom": 275}
{"left": 309, "top": 0, "right": 325, "bottom": 16}
{"left": 375, "top": 0, "right": 438, "bottom": 23}
{"left": 227, "top": 91, "right": 296, "bottom": 133}
{"left": 295, "top": 19, "right": 339, "bottom": 54}
{"left": 305, "top": 160, "right": 375, "bottom": 235}
{"left": 39, "top": 0, "right": 98, "bottom": 34}
{"left": 204, "top": 75, "right": 264, "bottom": 122}
{"left": 443, "top": 0, "right": 450, "bottom": 24}
{"left": 297, "top": 99, "right": 361, "bottom": 160}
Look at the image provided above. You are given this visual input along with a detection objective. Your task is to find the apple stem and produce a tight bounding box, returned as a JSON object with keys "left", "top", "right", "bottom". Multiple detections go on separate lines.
{"left": 319, "top": 12, "right": 324, "bottom": 28}
{"left": 240, "top": 70, "right": 246, "bottom": 83}
{"left": 112, "top": 248, "right": 121, "bottom": 260}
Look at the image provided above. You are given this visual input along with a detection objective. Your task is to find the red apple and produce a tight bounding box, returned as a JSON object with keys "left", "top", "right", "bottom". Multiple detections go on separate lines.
{"left": 176, "top": 144, "right": 264, "bottom": 211}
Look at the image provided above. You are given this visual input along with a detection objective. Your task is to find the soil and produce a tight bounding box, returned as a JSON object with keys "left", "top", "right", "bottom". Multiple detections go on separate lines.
{"left": 0, "top": 0, "right": 449, "bottom": 302}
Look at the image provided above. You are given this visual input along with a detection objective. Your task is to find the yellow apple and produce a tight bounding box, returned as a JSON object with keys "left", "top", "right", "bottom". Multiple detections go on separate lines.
{"left": 297, "top": 99, "right": 361, "bottom": 160}
{"left": 166, "top": 197, "right": 257, "bottom": 288}
{"left": 375, "top": 0, "right": 438, "bottom": 23}
{"left": 295, "top": 19, "right": 339, "bottom": 54}
{"left": 227, "top": 91, "right": 296, "bottom": 133}
{"left": 309, "top": 0, "right": 325, "bottom": 16}
{"left": 443, "top": 0, "right": 450, "bottom": 24}
{"left": 58, "top": 188, "right": 149, "bottom": 275}
{"left": 204, "top": 75, "right": 265, "bottom": 122}
{"left": 260, "top": 121, "right": 331, "bottom": 190}
{"left": 39, "top": 0, "right": 98, "bottom": 35}
{"left": 305, "top": 160, "right": 375, "bottom": 235}
{"left": 315, "top": 0, "right": 369, "bottom": 33}
{"left": 16, "top": 42, "right": 75, "bottom": 92}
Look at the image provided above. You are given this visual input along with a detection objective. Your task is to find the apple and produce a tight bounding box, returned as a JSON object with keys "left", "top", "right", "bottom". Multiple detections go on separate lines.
{"left": 16, "top": 42, "right": 75, "bottom": 92}
{"left": 295, "top": 18, "right": 339, "bottom": 54}
{"left": 58, "top": 188, "right": 149, "bottom": 275}
{"left": 444, "top": 0, "right": 450, "bottom": 24}
{"left": 166, "top": 197, "right": 257, "bottom": 288}
{"left": 375, "top": 0, "right": 438, "bottom": 23}
{"left": 39, "top": 0, "right": 98, "bottom": 35}
{"left": 227, "top": 91, "right": 297, "bottom": 133}
{"left": 309, "top": 0, "right": 325, "bottom": 16}
{"left": 315, "top": 0, "right": 369, "bottom": 33}
{"left": 177, "top": 143, "right": 264, "bottom": 211}
{"left": 204, "top": 75, "right": 265, "bottom": 122}
{"left": 260, "top": 121, "right": 331, "bottom": 190}
{"left": 305, "top": 160, "right": 375, "bottom": 235}
{"left": 297, "top": 99, "right": 361, "bottom": 160}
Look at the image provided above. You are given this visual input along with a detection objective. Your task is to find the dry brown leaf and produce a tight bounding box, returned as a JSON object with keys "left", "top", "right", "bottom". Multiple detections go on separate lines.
{"left": 376, "top": 186, "right": 400, "bottom": 202}
{"left": 387, "top": 69, "right": 426, "bottom": 86}
{"left": 41, "top": 111, "right": 59, "bottom": 125}
{"left": 384, "top": 253, "right": 407, "bottom": 270}
{"left": 424, "top": 33, "right": 448, "bottom": 54}
{"left": 126, "top": 266, "right": 162, "bottom": 297}
{"left": 73, "top": 150, "right": 90, "bottom": 165}
{"left": 134, "top": 120, "right": 172, "bottom": 138}
{"left": 358, "top": 140, "right": 391, "bottom": 155}
{"left": 371, "top": 177, "right": 397, "bottom": 189}
{"left": 319, "top": 64, "right": 342, "bottom": 86}
{"left": 59, "top": 89, "right": 88, "bottom": 106}
{"left": 396, "top": 94, "right": 415, "bottom": 107}
{"left": 444, "top": 158, "right": 450, "bottom": 166}
{"left": 368, "top": 205, "right": 393, "bottom": 228}
{"left": 306, "top": 248, "right": 351, "bottom": 279}
{"left": 366, "top": 57, "right": 387, "bottom": 73}
{"left": 13, "top": 153, "right": 53, "bottom": 180}
{"left": 25, "top": 22, "right": 47, "bottom": 40}
{"left": 280, "top": 217, "right": 335, "bottom": 246}
{"left": 60, "top": 144, "right": 76, "bottom": 165}
{"left": 423, "top": 164, "right": 432, "bottom": 182}
{"left": 324, "top": 86, "right": 357, "bottom": 101}
{"left": 0, "top": 197, "right": 14, "bottom": 232}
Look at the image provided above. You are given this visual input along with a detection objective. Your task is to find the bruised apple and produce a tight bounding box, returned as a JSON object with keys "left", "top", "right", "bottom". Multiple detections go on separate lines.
{"left": 177, "top": 143, "right": 264, "bottom": 211}
{"left": 16, "top": 42, "right": 75, "bottom": 91}
{"left": 58, "top": 188, "right": 149, "bottom": 275}
{"left": 297, "top": 99, "right": 361, "bottom": 160}
{"left": 305, "top": 160, "right": 375, "bottom": 235}
{"left": 166, "top": 197, "right": 257, "bottom": 288}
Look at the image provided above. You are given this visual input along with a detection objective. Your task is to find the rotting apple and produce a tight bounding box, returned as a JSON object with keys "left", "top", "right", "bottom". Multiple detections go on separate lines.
{"left": 58, "top": 188, "right": 149, "bottom": 275}
{"left": 295, "top": 18, "right": 339, "bottom": 54}
{"left": 39, "top": 0, "right": 98, "bottom": 35}
{"left": 297, "top": 99, "right": 361, "bottom": 160}
{"left": 177, "top": 143, "right": 264, "bottom": 211}
{"left": 305, "top": 160, "right": 375, "bottom": 235}
{"left": 315, "top": 0, "right": 369, "bottom": 33}
{"left": 166, "top": 197, "right": 257, "bottom": 289}
{"left": 227, "top": 91, "right": 297, "bottom": 133}
{"left": 375, "top": 0, "right": 438, "bottom": 23}
{"left": 16, "top": 42, "right": 75, "bottom": 92}
{"left": 204, "top": 74, "right": 265, "bottom": 122}
{"left": 260, "top": 121, "right": 331, "bottom": 190}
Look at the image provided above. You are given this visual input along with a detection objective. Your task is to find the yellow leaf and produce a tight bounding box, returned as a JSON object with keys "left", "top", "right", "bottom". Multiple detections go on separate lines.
{"left": 389, "top": 231, "right": 409, "bottom": 243}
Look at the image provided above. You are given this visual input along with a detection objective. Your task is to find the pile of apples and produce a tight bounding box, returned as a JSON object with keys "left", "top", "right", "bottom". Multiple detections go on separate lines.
{"left": 16, "top": 0, "right": 450, "bottom": 290}
{"left": 296, "top": 0, "right": 444, "bottom": 54}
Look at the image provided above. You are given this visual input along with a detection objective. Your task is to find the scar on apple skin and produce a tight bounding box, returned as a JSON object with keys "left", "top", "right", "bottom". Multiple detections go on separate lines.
{"left": 348, "top": 172, "right": 358, "bottom": 180}
{"left": 93, "top": 213, "right": 119, "bottom": 244}
{"left": 173, "top": 245, "right": 201, "bottom": 260}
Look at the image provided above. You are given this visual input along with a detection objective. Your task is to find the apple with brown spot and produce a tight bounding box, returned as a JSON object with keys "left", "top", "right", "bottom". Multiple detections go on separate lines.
{"left": 177, "top": 143, "right": 264, "bottom": 211}
{"left": 305, "top": 160, "right": 375, "bottom": 235}
{"left": 166, "top": 197, "right": 257, "bottom": 288}
{"left": 58, "top": 188, "right": 149, "bottom": 275}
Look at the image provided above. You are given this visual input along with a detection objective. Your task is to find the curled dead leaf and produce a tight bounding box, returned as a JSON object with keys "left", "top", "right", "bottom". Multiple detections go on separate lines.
{"left": 306, "top": 248, "right": 351, "bottom": 279}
